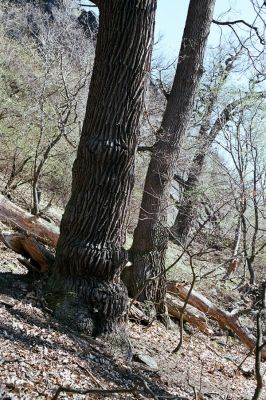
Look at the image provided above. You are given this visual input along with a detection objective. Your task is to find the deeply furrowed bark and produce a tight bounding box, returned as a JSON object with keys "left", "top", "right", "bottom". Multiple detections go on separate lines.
{"left": 171, "top": 153, "right": 205, "bottom": 245}
{"left": 126, "top": 0, "right": 215, "bottom": 316}
{"left": 47, "top": 0, "right": 156, "bottom": 352}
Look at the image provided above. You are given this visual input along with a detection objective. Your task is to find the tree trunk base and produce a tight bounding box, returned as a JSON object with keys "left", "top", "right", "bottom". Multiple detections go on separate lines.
{"left": 46, "top": 274, "right": 132, "bottom": 360}
{"left": 124, "top": 249, "right": 169, "bottom": 324}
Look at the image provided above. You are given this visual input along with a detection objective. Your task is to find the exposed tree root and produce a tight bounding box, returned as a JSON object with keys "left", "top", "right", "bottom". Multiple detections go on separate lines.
{"left": 1, "top": 195, "right": 264, "bottom": 360}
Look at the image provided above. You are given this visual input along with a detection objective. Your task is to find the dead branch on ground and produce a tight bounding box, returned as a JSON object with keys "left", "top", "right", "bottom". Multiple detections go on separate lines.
{"left": 167, "top": 281, "right": 266, "bottom": 360}
{"left": 0, "top": 194, "right": 59, "bottom": 247}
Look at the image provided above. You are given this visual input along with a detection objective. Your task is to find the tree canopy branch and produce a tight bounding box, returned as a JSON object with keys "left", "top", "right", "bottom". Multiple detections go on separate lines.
{"left": 212, "top": 19, "right": 265, "bottom": 45}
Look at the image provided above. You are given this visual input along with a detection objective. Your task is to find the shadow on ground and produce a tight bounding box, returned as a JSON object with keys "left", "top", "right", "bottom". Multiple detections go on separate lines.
{"left": 0, "top": 271, "right": 189, "bottom": 400}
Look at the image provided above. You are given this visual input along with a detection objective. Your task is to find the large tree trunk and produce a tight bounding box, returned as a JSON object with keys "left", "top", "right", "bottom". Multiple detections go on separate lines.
{"left": 46, "top": 0, "right": 156, "bottom": 353}
{"left": 125, "top": 0, "right": 215, "bottom": 317}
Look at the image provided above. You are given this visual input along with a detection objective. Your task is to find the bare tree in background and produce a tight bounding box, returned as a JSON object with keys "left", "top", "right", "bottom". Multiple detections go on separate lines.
{"left": 171, "top": 52, "right": 265, "bottom": 246}
{"left": 0, "top": 2, "right": 93, "bottom": 213}
{"left": 218, "top": 99, "right": 266, "bottom": 284}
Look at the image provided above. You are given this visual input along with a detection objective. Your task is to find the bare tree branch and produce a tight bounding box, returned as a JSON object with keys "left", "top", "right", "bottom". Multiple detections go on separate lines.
{"left": 52, "top": 384, "right": 140, "bottom": 400}
{"left": 212, "top": 19, "right": 265, "bottom": 45}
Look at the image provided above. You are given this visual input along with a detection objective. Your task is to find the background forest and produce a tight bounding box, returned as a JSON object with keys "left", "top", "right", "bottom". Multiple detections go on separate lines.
{"left": 0, "top": 0, "right": 265, "bottom": 399}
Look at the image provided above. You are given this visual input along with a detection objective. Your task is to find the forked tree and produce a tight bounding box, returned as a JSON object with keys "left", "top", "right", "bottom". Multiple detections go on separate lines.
{"left": 47, "top": 0, "right": 156, "bottom": 349}
{"left": 125, "top": 0, "right": 215, "bottom": 318}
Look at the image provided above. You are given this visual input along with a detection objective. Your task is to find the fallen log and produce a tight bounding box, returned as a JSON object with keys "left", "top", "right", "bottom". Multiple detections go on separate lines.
{"left": 167, "top": 281, "right": 266, "bottom": 360}
{"left": 0, "top": 195, "right": 264, "bottom": 358}
{"left": 166, "top": 294, "right": 213, "bottom": 335}
{"left": 0, "top": 232, "right": 54, "bottom": 272}
{"left": 128, "top": 302, "right": 152, "bottom": 325}
{"left": 0, "top": 194, "right": 59, "bottom": 247}
{"left": 128, "top": 294, "right": 213, "bottom": 334}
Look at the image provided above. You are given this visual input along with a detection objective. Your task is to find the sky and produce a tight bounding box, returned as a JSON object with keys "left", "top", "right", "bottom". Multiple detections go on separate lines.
{"left": 84, "top": 0, "right": 264, "bottom": 63}
{"left": 154, "top": 0, "right": 263, "bottom": 61}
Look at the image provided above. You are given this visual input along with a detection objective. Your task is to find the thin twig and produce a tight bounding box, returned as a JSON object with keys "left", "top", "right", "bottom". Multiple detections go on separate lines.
{"left": 252, "top": 311, "right": 263, "bottom": 400}
{"left": 51, "top": 383, "right": 140, "bottom": 400}
{"left": 76, "top": 362, "right": 105, "bottom": 389}
{"left": 252, "top": 282, "right": 265, "bottom": 400}
{"left": 212, "top": 19, "right": 265, "bottom": 45}
{"left": 172, "top": 254, "right": 197, "bottom": 353}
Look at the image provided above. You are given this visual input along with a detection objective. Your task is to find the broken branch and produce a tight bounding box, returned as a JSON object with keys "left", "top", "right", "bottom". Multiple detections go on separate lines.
{"left": 167, "top": 281, "right": 266, "bottom": 360}
{"left": 0, "top": 194, "right": 59, "bottom": 247}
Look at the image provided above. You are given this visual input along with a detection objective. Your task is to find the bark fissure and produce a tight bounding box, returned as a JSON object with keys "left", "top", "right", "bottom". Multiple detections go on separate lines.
{"left": 47, "top": 0, "right": 157, "bottom": 347}
{"left": 127, "top": 0, "right": 215, "bottom": 315}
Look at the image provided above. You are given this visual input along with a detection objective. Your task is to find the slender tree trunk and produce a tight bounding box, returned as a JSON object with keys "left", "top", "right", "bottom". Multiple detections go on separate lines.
{"left": 32, "top": 175, "right": 41, "bottom": 215}
{"left": 222, "top": 216, "right": 242, "bottom": 280}
{"left": 47, "top": 0, "right": 156, "bottom": 351}
{"left": 3, "top": 149, "right": 31, "bottom": 198}
{"left": 171, "top": 151, "right": 205, "bottom": 244}
{"left": 232, "top": 217, "right": 242, "bottom": 258}
{"left": 126, "top": 0, "right": 215, "bottom": 316}
{"left": 247, "top": 257, "right": 256, "bottom": 285}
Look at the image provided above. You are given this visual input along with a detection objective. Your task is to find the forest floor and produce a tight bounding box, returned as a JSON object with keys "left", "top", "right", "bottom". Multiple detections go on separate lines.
{"left": 0, "top": 224, "right": 265, "bottom": 399}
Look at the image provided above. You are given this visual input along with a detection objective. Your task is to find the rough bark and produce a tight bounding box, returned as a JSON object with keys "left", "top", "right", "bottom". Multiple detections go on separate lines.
{"left": 167, "top": 281, "right": 266, "bottom": 360}
{"left": 46, "top": 0, "right": 156, "bottom": 353}
{"left": 171, "top": 151, "right": 206, "bottom": 245}
{"left": 126, "top": 0, "right": 215, "bottom": 316}
{"left": 2, "top": 201, "right": 263, "bottom": 358}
